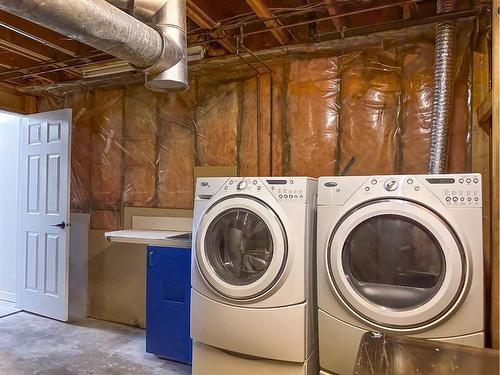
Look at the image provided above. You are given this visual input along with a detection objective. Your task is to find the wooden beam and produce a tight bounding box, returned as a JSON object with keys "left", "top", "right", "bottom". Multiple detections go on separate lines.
{"left": 0, "top": 85, "right": 33, "bottom": 113}
{"left": 477, "top": 90, "right": 492, "bottom": 128}
{"left": 0, "top": 28, "right": 81, "bottom": 78}
{"left": 324, "top": 0, "right": 342, "bottom": 32}
{"left": 0, "top": 10, "right": 90, "bottom": 57}
{"left": 186, "top": 0, "right": 236, "bottom": 53}
{"left": 491, "top": 0, "right": 499, "bottom": 351}
{"left": 245, "top": 0, "right": 291, "bottom": 45}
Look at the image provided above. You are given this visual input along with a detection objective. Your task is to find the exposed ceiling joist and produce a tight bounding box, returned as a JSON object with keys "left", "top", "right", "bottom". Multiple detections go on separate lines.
{"left": 0, "top": 10, "right": 87, "bottom": 57}
{"left": 245, "top": 0, "right": 291, "bottom": 45}
{"left": 324, "top": 0, "right": 342, "bottom": 32}
{"left": 402, "top": 1, "right": 412, "bottom": 19}
{"left": 0, "top": 28, "right": 81, "bottom": 78}
{"left": 186, "top": 0, "right": 236, "bottom": 53}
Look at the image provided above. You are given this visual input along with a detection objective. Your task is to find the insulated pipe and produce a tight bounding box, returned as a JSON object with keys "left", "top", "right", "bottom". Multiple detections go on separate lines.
{"left": 0, "top": 0, "right": 182, "bottom": 70}
{"left": 145, "top": 0, "right": 189, "bottom": 91}
{"left": 428, "top": 0, "right": 457, "bottom": 174}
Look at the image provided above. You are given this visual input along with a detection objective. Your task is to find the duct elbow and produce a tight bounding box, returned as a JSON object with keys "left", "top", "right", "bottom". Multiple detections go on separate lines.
{"left": 145, "top": 0, "right": 189, "bottom": 92}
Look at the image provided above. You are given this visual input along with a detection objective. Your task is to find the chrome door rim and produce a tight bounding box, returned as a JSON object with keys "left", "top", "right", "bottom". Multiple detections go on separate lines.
{"left": 196, "top": 196, "right": 288, "bottom": 301}
{"left": 327, "top": 199, "right": 468, "bottom": 331}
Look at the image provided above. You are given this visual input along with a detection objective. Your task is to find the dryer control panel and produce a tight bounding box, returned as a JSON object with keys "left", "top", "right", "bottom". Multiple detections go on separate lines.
{"left": 318, "top": 173, "right": 482, "bottom": 208}
{"left": 420, "top": 174, "right": 482, "bottom": 207}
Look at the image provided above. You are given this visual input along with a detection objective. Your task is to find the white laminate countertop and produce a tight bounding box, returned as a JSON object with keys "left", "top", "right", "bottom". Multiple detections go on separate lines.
{"left": 105, "top": 229, "right": 192, "bottom": 248}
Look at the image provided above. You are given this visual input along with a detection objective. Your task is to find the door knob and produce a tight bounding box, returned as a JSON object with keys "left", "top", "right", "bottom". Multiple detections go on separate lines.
{"left": 51, "top": 221, "right": 66, "bottom": 229}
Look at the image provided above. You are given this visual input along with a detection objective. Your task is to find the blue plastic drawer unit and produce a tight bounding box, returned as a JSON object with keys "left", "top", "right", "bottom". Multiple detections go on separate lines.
{"left": 146, "top": 245, "right": 192, "bottom": 364}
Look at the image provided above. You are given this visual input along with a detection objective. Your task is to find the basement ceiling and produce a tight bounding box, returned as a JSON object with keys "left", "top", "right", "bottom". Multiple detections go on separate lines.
{"left": 0, "top": 0, "right": 485, "bottom": 92}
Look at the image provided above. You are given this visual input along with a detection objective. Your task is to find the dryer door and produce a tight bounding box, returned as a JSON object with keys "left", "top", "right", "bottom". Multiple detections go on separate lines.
{"left": 328, "top": 199, "right": 467, "bottom": 330}
{"left": 196, "top": 196, "right": 287, "bottom": 300}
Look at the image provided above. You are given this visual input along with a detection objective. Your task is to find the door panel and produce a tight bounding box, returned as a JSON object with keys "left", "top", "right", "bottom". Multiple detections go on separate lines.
{"left": 17, "top": 109, "right": 71, "bottom": 321}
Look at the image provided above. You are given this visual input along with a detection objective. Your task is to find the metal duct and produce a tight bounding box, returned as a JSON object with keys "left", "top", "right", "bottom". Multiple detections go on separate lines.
{"left": 428, "top": 0, "right": 457, "bottom": 174}
{"left": 145, "top": 0, "right": 188, "bottom": 91}
{"left": 0, "top": 0, "right": 182, "bottom": 70}
{"left": 107, "top": 0, "right": 168, "bottom": 21}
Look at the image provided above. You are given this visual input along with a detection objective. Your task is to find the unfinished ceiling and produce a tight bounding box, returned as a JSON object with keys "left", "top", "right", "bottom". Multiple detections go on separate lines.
{"left": 0, "top": 0, "right": 487, "bottom": 93}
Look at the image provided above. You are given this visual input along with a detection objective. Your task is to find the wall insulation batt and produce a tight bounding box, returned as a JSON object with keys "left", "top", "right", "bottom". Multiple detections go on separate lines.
{"left": 34, "top": 20, "right": 476, "bottom": 327}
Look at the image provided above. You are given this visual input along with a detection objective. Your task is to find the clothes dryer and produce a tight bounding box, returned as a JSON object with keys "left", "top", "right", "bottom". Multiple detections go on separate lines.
{"left": 316, "top": 174, "right": 484, "bottom": 375}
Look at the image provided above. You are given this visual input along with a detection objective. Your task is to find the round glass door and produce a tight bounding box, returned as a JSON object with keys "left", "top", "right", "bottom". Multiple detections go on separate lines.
{"left": 205, "top": 208, "right": 274, "bottom": 286}
{"left": 343, "top": 215, "right": 445, "bottom": 310}
{"left": 328, "top": 199, "right": 467, "bottom": 330}
{"left": 196, "top": 197, "right": 287, "bottom": 300}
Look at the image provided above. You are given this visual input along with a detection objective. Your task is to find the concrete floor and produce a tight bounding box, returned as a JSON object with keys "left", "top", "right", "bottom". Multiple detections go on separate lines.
{"left": 0, "top": 300, "right": 20, "bottom": 318}
{"left": 0, "top": 312, "right": 191, "bottom": 375}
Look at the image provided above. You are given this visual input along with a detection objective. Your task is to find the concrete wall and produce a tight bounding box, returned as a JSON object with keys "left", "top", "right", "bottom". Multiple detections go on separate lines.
{"left": 0, "top": 112, "right": 20, "bottom": 302}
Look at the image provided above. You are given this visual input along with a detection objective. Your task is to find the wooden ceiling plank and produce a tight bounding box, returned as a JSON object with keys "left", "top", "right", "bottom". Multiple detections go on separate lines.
{"left": 187, "top": 0, "right": 236, "bottom": 53}
{"left": 324, "top": 0, "right": 342, "bottom": 32}
{"left": 245, "top": 0, "right": 291, "bottom": 45}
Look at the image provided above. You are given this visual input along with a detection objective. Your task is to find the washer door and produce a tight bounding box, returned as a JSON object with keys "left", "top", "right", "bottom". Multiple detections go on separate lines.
{"left": 328, "top": 199, "right": 467, "bottom": 330}
{"left": 196, "top": 196, "right": 287, "bottom": 300}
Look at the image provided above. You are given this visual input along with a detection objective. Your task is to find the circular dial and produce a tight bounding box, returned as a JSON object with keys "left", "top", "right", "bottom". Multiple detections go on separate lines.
{"left": 384, "top": 179, "right": 399, "bottom": 191}
{"left": 237, "top": 180, "right": 248, "bottom": 190}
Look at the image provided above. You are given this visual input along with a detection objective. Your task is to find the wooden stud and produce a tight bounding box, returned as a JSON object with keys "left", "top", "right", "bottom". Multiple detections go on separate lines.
{"left": 324, "top": 0, "right": 342, "bottom": 32}
{"left": 245, "top": 0, "right": 291, "bottom": 45}
{"left": 477, "top": 90, "right": 492, "bottom": 127}
{"left": 491, "top": 0, "right": 499, "bottom": 350}
{"left": 186, "top": 0, "right": 236, "bottom": 53}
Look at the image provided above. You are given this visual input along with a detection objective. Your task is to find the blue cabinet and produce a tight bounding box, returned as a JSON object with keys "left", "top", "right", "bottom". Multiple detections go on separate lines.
{"left": 146, "top": 245, "right": 192, "bottom": 364}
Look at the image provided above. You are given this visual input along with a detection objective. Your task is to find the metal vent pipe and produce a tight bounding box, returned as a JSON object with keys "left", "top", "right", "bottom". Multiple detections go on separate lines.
{"left": 106, "top": 0, "right": 168, "bottom": 22}
{"left": 428, "top": 0, "right": 457, "bottom": 174}
{"left": 106, "top": 0, "right": 188, "bottom": 91}
{"left": 0, "top": 0, "right": 183, "bottom": 85}
{"left": 145, "top": 0, "right": 188, "bottom": 91}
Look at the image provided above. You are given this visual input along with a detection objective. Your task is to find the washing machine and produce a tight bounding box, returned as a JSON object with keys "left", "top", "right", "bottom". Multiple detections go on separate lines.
{"left": 191, "top": 176, "right": 318, "bottom": 375}
{"left": 316, "top": 173, "right": 484, "bottom": 375}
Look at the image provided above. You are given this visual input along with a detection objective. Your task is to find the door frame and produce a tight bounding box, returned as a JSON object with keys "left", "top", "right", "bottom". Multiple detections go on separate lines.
{"left": 0, "top": 110, "right": 22, "bottom": 305}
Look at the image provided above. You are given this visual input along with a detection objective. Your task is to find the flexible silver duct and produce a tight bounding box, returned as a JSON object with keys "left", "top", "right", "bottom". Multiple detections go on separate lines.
{"left": 145, "top": 0, "right": 188, "bottom": 91}
{"left": 428, "top": 0, "right": 457, "bottom": 173}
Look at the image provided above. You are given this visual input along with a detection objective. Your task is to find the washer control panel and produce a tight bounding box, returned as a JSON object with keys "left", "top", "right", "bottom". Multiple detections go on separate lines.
{"left": 221, "top": 177, "right": 311, "bottom": 203}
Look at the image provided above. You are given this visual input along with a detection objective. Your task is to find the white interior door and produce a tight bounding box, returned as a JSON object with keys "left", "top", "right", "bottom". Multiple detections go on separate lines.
{"left": 17, "top": 109, "right": 71, "bottom": 321}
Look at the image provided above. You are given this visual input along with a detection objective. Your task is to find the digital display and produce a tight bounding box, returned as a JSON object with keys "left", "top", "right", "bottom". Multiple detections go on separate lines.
{"left": 266, "top": 179, "right": 287, "bottom": 185}
{"left": 425, "top": 178, "right": 455, "bottom": 184}
{"left": 324, "top": 181, "right": 338, "bottom": 187}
